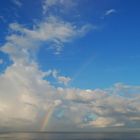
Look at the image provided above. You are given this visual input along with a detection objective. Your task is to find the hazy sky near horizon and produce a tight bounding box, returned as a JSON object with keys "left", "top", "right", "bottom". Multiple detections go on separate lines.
{"left": 0, "top": 0, "right": 140, "bottom": 131}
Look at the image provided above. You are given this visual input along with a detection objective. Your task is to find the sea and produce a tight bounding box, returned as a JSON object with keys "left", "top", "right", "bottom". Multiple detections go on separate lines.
{"left": 0, "top": 132, "right": 140, "bottom": 140}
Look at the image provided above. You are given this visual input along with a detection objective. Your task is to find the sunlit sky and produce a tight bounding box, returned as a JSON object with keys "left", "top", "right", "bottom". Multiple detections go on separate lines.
{"left": 0, "top": 0, "right": 140, "bottom": 132}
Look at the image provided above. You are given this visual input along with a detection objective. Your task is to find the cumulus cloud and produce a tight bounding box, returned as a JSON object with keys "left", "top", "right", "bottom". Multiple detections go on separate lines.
{"left": 59, "top": 86, "right": 140, "bottom": 129}
{"left": 57, "top": 76, "right": 71, "bottom": 85}
{"left": 0, "top": 59, "right": 140, "bottom": 130}
{"left": 47, "top": 69, "right": 71, "bottom": 86}
{"left": 0, "top": 62, "right": 58, "bottom": 130}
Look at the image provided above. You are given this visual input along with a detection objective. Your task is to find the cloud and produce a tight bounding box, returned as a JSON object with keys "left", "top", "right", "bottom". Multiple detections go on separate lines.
{"left": 0, "top": 0, "right": 140, "bottom": 132}
{"left": 4, "top": 16, "right": 93, "bottom": 55}
{"left": 58, "top": 85, "right": 140, "bottom": 128}
{"left": 42, "top": 0, "right": 60, "bottom": 14}
{"left": 0, "top": 59, "right": 3, "bottom": 64}
{"left": 42, "top": 0, "right": 77, "bottom": 15}
{"left": 0, "top": 62, "right": 55, "bottom": 130}
{"left": 57, "top": 76, "right": 71, "bottom": 85}
{"left": 101, "top": 9, "right": 117, "bottom": 19}
{"left": 47, "top": 69, "right": 71, "bottom": 86}
{"left": 0, "top": 3, "right": 93, "bottom": 130}
{"left": 1, "top": 40, "right": 140, "bottom": 130}
{"left": 105, "top": 9, "right": 117, "bottom": 16}
{"left": 0, "top": 60, "right": 140, "bottom": 130}
{"left": 12, "top": 0, "right": 22, "bottom": 7}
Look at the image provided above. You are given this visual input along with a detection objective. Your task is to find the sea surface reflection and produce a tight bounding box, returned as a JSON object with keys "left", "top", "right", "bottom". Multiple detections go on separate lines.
{"left": 0, "top": 132, "right": 140, "bottom": 140}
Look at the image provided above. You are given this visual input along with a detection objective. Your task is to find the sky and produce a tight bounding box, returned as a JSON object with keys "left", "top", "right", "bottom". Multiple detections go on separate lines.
{"left": 0, "top": 0, "right": 140, "bottom": 132}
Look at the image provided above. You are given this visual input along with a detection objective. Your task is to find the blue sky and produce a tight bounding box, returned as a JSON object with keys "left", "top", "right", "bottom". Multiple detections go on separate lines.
{"left": 1, "top": 0, "right": 140, "bottom": 89}
{"left": 0, "top": 0, "right": 140, "bottom": 131}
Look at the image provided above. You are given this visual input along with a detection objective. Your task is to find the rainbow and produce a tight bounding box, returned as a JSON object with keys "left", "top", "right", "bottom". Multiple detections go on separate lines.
{"left": 40, "top": 104, "right": 55, "bottom": 131}
{"left": 40, "top": 54, "right": 95, "bottom": 131}
{"left": 71, "top": 53, "right": 95, "bottom": 83}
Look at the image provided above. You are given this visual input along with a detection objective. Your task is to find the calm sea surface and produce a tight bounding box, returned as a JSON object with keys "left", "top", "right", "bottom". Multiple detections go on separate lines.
{"left": 0, "top": 132, "right": 140, "bottom": 140}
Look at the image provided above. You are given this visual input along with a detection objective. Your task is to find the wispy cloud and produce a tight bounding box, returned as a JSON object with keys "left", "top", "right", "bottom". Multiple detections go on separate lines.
{"left": 105, "top": 9, "right": 117, "bottom": 16}
{"left": 42, "top": 0, "right": 76, "bottom": 15}
{"left": 7, "top": 16, "right": 93, "bottom": 54}
{"left": 101, "top": 9, "right": 117, "bottom": 19}
{"left": 12, "top": 0, "right": 22, "bottom": 7}
{"left": 0, "top": 59, "right": 3, "bottom": 64}
{"left": 42, "top": 0, "right": 60, "bottom": 14}
{"left": 0, "top": 16, "right": 6, "bottom": 23}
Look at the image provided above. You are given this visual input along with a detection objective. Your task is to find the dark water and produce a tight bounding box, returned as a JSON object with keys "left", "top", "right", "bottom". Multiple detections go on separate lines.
{"left": 0, "top": 132, "right": 140, "bottom": 140}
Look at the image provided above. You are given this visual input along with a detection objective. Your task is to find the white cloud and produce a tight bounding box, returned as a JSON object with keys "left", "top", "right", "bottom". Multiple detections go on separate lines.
{"left": 57, "top": 76, "right": 71, "bottom": 86}
{"left": 51, "top": 69, "right": 71, "bottom": 85}
{"left": 4, "top": 16, "right": 93, "bottom": 55}
{"left": 42, "top": 0, "right": 59, "bottom": 14}
{"left": 101, "top": 9, "right": 117, "bottom": 19}
{"left": 105, "top": 9, "right": 117, "bottom": 16}
{"left": 46, "top": 69, "right": 71, "bottom": 86}
{"left": 42, "top": 0, "right": 77, "bottom": 15}
{"left": 0, "top": 60, "right": 140, "bottom": 130}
